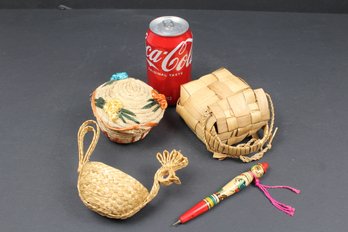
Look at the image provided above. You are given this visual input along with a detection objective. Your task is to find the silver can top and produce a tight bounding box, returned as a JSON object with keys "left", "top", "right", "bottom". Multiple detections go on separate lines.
{"left": 149, "top": 16, "right": 189, "bottom": 37}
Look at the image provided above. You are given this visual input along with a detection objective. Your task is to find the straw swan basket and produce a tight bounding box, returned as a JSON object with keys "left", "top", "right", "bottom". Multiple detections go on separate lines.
{"left": 77, "top": 120, "right": 188, "bottom": 219}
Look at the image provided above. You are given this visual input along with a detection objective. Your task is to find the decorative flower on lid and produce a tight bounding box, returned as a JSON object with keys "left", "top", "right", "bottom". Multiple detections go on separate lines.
{"left": 143, "top": 90, "right": 168, "bottom": 111}
{"left": 95, "top": 98, "right": 139, "bottom": 124}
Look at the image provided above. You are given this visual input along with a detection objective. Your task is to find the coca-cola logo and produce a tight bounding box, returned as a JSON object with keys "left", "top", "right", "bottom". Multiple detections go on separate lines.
{"left": 146, "top": 38, "right": 193, "bottom": 72}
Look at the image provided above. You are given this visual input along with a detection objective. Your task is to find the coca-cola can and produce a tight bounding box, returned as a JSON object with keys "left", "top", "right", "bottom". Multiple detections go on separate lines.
{"left": 145, "top": 16, "right": 193, "bottom": 105}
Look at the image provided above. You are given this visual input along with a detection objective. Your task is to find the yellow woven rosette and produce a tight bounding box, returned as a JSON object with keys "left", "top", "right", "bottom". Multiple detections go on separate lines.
{"left": 77, "top": 120, "right": 188, "bottom": 219}
{"left": 91, "top": 73, "right": 168, "bottom": 143}
{"left": 176, "top": 68, "right": 277, "bottom": 162}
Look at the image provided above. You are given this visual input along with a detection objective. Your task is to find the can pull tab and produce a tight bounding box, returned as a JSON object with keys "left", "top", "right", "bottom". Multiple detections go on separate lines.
{"left": 163, "top": 19, "right": 175, "bottom": 29}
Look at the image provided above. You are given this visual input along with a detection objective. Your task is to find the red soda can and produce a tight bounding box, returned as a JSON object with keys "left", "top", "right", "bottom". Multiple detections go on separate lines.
{"left": 145, "top": 16, "right": 193, "bottom": 105}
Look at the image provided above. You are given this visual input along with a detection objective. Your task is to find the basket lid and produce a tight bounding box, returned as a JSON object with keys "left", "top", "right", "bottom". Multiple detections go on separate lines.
{"left": 91, "top": 77, "right": 167, "bottom": 129}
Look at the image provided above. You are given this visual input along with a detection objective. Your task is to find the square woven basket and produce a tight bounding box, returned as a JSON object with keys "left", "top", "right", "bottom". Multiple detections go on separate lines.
{"left": 176, "top": 68, "right": 277, "bottom": 162}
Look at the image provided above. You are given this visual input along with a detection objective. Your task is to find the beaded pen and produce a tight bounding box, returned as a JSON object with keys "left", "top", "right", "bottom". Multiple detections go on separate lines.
{"left": 172, "top": 162, "right": 300, "bottom": 226}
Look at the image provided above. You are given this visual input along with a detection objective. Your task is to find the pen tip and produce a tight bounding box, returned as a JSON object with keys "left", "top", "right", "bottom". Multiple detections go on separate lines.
{"left": 172, "top": 220, "right": 181, "bottom": 226}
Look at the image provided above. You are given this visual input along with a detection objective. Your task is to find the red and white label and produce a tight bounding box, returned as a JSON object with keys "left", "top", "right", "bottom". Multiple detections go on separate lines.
{"left": 146, "top": 38, "right": 193, "bottom": 75}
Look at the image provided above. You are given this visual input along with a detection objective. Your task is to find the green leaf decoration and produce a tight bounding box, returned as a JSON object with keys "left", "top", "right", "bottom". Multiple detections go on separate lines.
{"left": 152, "top": 104, "right": 160, "bottom": 112}
{"left": 119, "top": 114, "right": 126, "bottom": 123}
{"left": 102, "top": 80, "right": 116, "bottom": 87}
{"left": 120, "top": 108, "right": 136, "bottom": 116}
{"left": 121, "top": 112, "right": 140, "bottom": 124}
{"left": 143, "top": 98, "right": 162, "bottom": 112}
{"left": 142, "top": 101, "right": 157, "bottom": 109}
{"left": 95, "top": 97, "right": 106, "bottom": 108}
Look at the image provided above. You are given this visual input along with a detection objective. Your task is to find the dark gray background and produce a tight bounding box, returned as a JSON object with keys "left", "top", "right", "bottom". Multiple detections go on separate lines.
{"left": 1, "top": 0, "right": 348, "bottom": 13}
{"left": 0, "top": 9, "right": 347, "bottom": 232}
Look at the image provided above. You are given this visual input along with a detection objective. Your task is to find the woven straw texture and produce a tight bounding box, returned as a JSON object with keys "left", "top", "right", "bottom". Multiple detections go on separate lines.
{"left": 91, "top": 77, "right": 167, "bottom": 143}
{"left": 77, "top": 120, "right": 188, "bottom": 219}
{"left": 177, "top": 68, "right": 277, "bottom": 162}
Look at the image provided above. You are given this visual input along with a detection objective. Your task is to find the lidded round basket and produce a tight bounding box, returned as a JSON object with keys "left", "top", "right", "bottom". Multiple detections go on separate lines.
{"left": 91, "top": 73, "right": 167, "bottom": 143}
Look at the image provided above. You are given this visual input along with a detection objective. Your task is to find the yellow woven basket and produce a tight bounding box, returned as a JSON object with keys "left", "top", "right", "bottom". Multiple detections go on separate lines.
{"left": 91, "top": 76, "right": 167, "bottom": 143}
{"left": 77, "top": 120, "right": 188, "bottom": 219}
{"left": 176, "top": 68, "right": 277, "bottom": 162}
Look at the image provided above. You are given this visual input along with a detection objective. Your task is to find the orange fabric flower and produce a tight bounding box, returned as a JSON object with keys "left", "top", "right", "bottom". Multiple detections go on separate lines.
{"left": 151, "top": 90, "right": 168, "bottom": 109}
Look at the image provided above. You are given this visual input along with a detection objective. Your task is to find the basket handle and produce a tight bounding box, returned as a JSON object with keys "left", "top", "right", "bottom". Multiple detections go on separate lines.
{"left": 202, "top": 94, "right": 277, "bottom": 162}
{"left": 77, "top": 120, "right": 100, "bottom": 172}
{"left": 238, "top": 127, "right": 277, "bottom": 162}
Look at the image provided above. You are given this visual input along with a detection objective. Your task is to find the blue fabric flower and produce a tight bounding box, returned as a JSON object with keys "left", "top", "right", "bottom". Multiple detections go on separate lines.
{"left": 110, "top": 72, "right": 128, "bottom": 81}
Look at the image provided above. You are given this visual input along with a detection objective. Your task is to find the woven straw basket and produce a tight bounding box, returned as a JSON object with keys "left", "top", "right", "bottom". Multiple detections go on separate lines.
{"left": 91, "top": 76, "right": 167, "bottom": 143}
{"left": 176, "top": 68, "right": 277, "bottom": 162}
{"left": 77, "top": 120, "right": 188, "bottom": 219}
